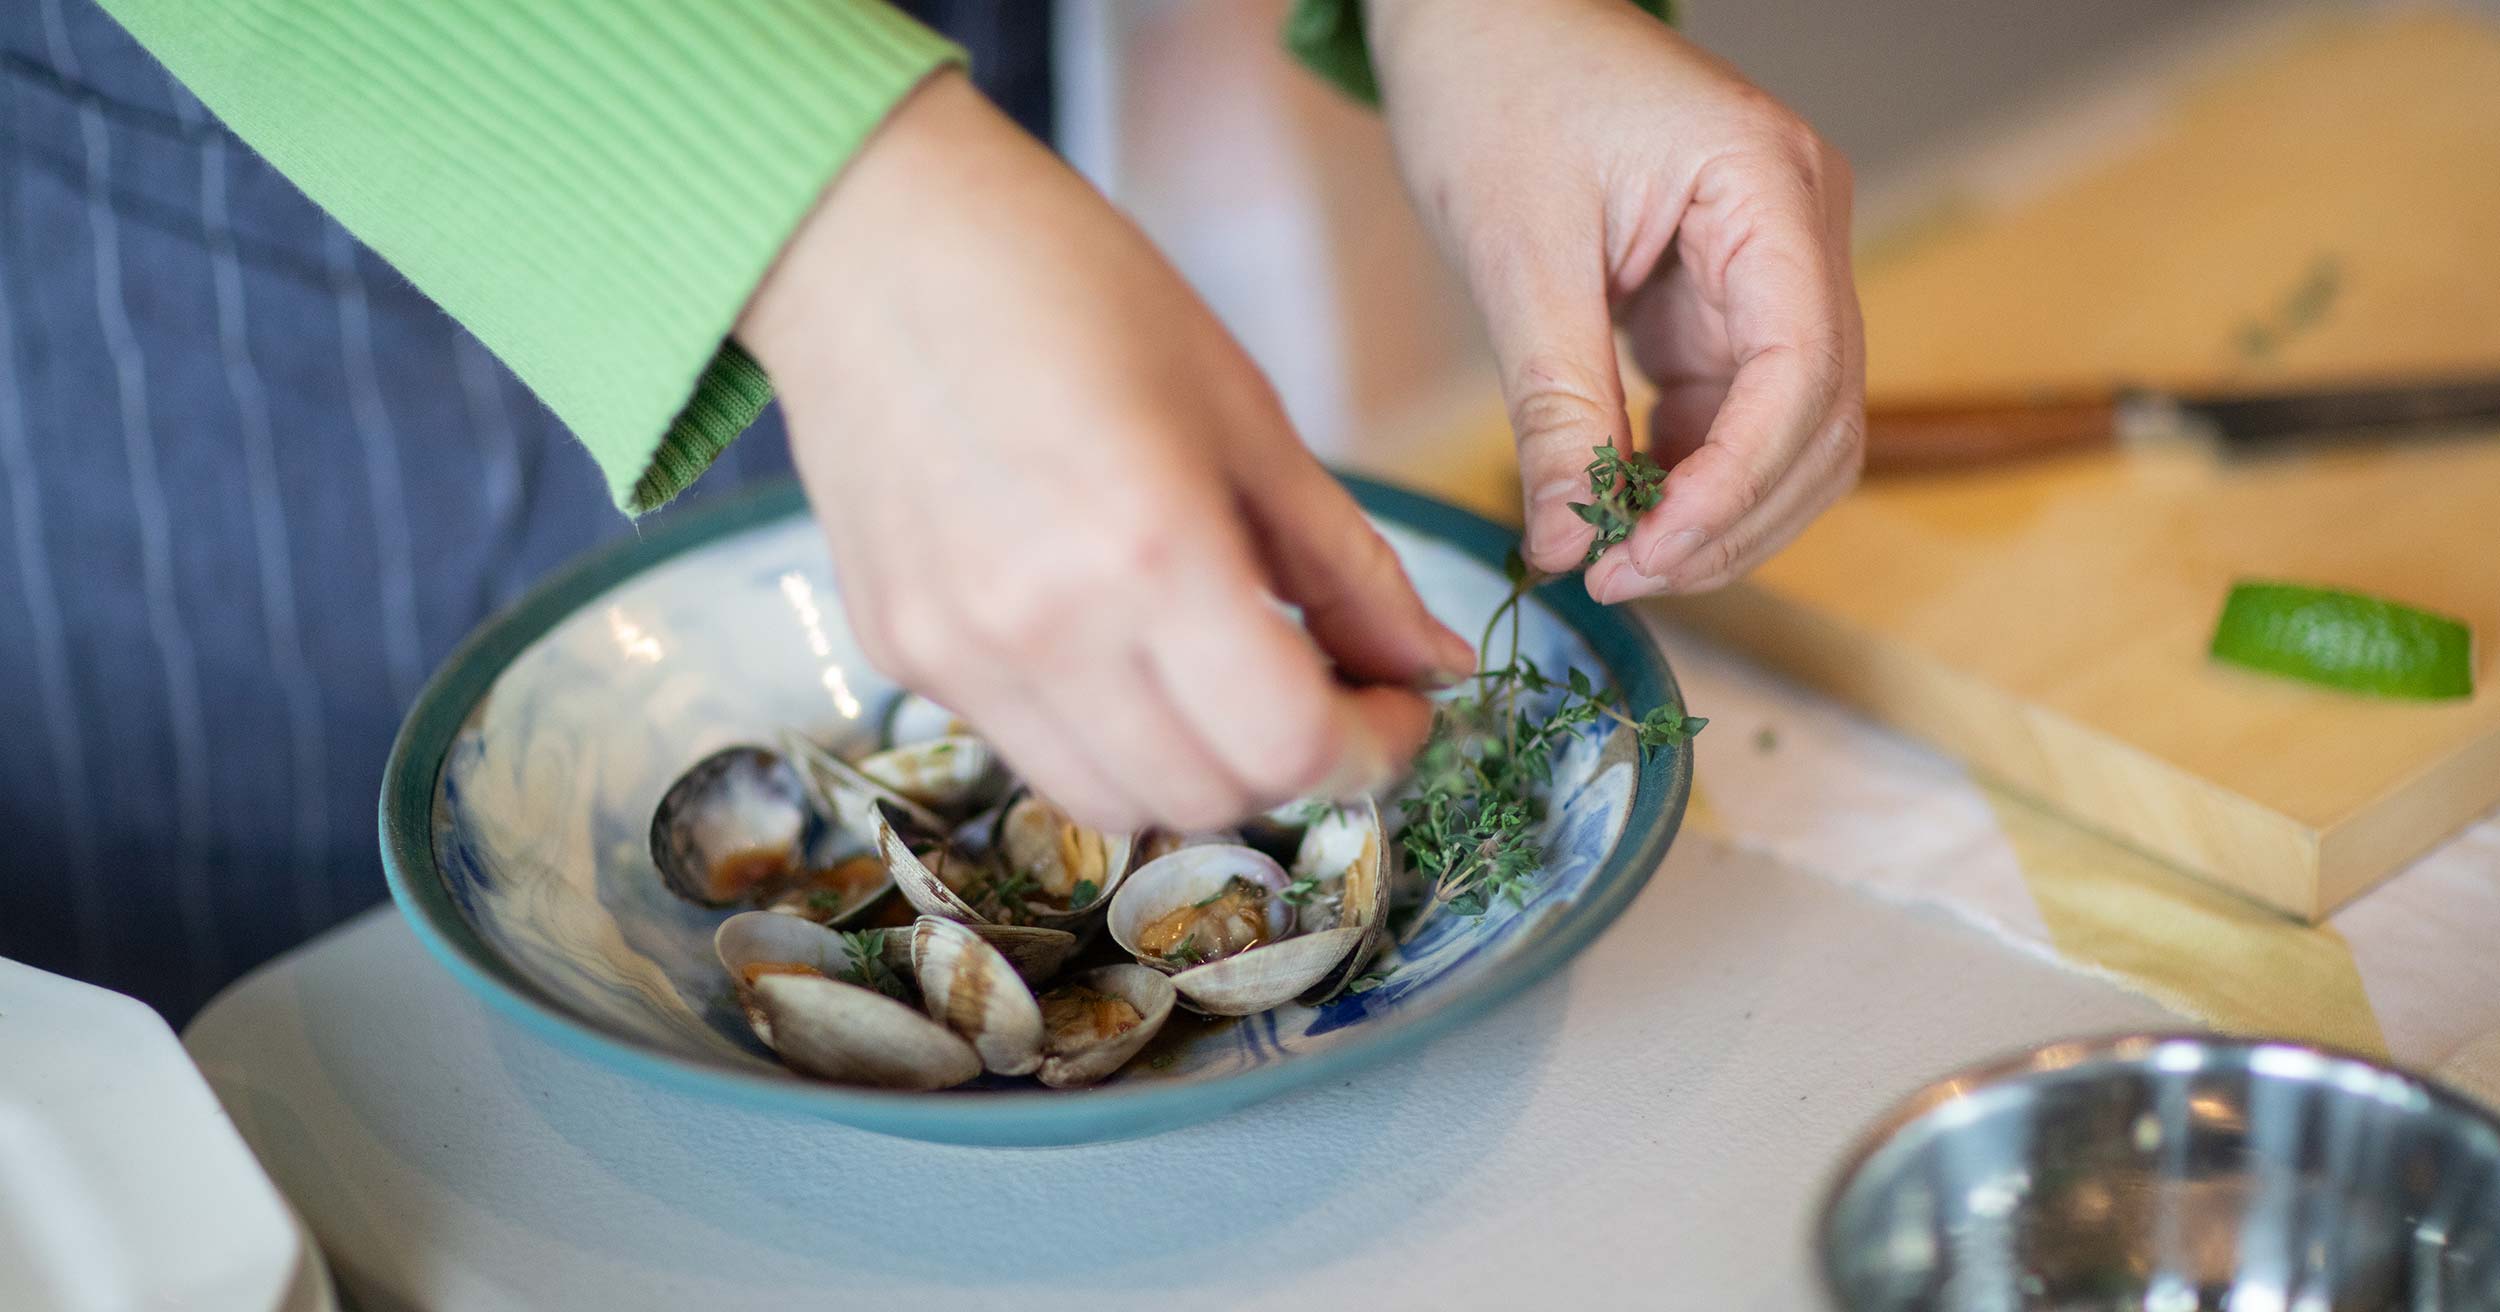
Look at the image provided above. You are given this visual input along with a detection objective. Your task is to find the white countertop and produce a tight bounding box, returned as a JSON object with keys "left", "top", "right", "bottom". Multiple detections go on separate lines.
{"left": 183, "top": 834, "right": 2174, "bottom": 1311}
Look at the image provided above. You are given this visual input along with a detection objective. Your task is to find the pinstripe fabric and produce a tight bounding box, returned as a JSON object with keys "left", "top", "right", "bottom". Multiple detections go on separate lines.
{"left": 186, "top": 85, "right": 335, "bottom": 939}
{"left": 455, "top": 334, "right": 527, "bottom": 612}
{"left": 43, "top": 0, "right": 223, "bottom": 992}
{"left": 324, "top": 221, "right": 427, "bottom": 707}
{"left": 0, "top": 0, "right": 1050, "bottom": 1021}
{"left": 0, "top": 168, "right": 105, "bottom": 970}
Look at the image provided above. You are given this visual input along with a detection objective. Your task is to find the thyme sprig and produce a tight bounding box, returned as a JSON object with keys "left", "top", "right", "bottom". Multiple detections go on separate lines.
{"left": 1571, "top": 442, "right": 1670, "bottom": 566}
{"left": 837, "top": 929, "right": 910, "bottom": 1001}
{"left": 1399, "top": 443, "right": 1706, "bottom": 921}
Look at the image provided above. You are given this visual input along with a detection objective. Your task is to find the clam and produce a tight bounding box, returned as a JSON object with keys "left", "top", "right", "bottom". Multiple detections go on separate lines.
{"left": 1134, "top": 828, "right": 1244, "bottom": 866}
{"left": 649, "top": 746, "right": 890, "bottom": 923}
{"left": 857, "top": 734, "right": 1003, "bottom": 815}
{"left": 1106, "top": 844, "right": 1367, "bottom": 1016}
{"left": 990, "top": 790, "right": 1134, "bottom": 923}
{"left": 910, "top": 917, "right": 1044, "bottom": 1076}
{"left": 964, "top": 922, "right": 1083, "bottom": 984}
{"left": 878, "top": 691, "right": 971, "bottom": 749}
{"left": 1037, "top": 965, "right": 1176, "bottom": 1089}
{"left": 1287, "top": 800, "right": 1392, "bottom": 1004}
{"left": 1237, "top": 801, "right": 1317, "bottom": 860}
{"left": 712, "top": 912, "right": 979, "bottom": 1090}
{"left": 761, "top": 853, "right": 895, "bottom": 925}
{"left": 878, "top": 815, "right": 997, "bottom": 924}
{"left": 780, "top": 731, "right": 947, "bottom": 846}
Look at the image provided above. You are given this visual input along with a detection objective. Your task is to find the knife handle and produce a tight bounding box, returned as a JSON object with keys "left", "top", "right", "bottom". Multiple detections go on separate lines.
{"left": 1862, "top": 390, "right": 2121, "bottom": 475}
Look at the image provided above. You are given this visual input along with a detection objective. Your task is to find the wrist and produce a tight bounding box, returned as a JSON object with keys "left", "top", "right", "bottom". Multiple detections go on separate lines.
{"left": 735, "top": 69, "right": 1021, "bottom": 387}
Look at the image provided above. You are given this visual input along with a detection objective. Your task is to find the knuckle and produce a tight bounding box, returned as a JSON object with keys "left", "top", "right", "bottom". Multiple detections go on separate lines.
{"left": 1695, "top": 444, "right": 1775, "bottom": 524}
{"left": 1309, "top": 524, "right": 1402, "bottom": 616}
{"left": 964, "top": 582, "right": 1061, "bottom": 654}
{"left": 1767, "top": 112, "right": 1828, "bottom": 175}
{"left": 1672, "top": 533, "right": 1751, "bottom": 593}
{"left": 1771, "top": 337, "right": 1850, "bottom": 412}
{"left": 1821, "top": 406, "right": 1868, "bottom": 476}
{"left": 1508, "top": 358, "right": 1621, "bottom": 451}
{"left": 959, "top": 512, "right": 1182, "bottom": 651}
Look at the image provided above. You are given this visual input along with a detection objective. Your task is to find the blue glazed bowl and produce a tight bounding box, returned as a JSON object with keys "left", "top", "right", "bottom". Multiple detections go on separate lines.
{"left": 381, "top": 476, "right": 1691, "bottom": 1146}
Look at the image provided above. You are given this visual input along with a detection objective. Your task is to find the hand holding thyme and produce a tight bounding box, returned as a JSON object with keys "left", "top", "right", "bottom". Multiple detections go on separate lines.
{"left": 1399, "top": 444, "right": 1704, "bottom": 918}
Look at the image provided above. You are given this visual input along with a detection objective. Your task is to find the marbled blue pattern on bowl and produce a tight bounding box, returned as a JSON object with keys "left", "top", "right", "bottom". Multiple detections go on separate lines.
{"left": 385, "top": 479, "right": 1689, "bottom": 1144}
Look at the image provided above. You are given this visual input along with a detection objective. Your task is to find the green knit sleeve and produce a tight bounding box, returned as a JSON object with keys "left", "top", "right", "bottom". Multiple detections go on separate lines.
{"left": 1286, "top": 0, "right": 1675, "bottom": 103}
{"left": 97, "top": 0, "right": 963, "bottom": 513}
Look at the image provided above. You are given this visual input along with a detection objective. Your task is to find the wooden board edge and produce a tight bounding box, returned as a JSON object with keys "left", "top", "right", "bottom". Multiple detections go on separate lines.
{"left": 2316, "top": 713, "right": 2500, "bottom": 914}
{"left": 1659, "top": 585, "right": 2330, "bottom": 920}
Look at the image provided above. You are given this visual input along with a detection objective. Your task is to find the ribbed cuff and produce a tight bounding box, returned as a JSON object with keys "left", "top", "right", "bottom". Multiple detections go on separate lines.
{"left": 101, "top": 0, "right": 965, "bottom": 514}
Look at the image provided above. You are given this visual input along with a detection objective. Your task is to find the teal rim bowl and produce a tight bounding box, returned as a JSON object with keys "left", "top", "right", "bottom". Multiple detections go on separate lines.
{"left": 379, "top": 475, "right": 1691, "bottom": 1145}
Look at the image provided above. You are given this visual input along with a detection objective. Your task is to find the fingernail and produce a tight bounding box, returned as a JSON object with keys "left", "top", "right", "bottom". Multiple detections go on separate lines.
{"left": 1591, "top": 567, "right": 1632, "bottom": 606}
{"left": 1592, "top": 559, "right": 1655, "bottom": 606}
{"left": 1642, "top": 527, "right": 1707, "bottom": 577}
{"left": 1314, "top": 725, "right": 1393, "bottom": 800}
{"left": 1426, "top": 625, "right": 1477, "bottom": 687}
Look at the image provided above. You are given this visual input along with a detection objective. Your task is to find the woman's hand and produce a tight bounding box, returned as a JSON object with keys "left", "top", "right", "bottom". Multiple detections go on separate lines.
{"left": 736, "top": 72, "right": 1473, "bottom": 834}
{"left": 1368, "top": 0, "right": 1865, "bottom": 602}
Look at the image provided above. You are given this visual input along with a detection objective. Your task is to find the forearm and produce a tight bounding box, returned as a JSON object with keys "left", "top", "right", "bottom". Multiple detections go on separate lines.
{"left": 98, "top": 0, "right": 962, "bottom": 513}
{"left": 1286, "top": 0, "right": 1671, "bottom": 103}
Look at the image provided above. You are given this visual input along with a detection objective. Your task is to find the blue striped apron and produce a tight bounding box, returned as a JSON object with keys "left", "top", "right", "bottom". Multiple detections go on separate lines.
{"left": 0, "top": 0, "right": 1055, "bottom": 1021}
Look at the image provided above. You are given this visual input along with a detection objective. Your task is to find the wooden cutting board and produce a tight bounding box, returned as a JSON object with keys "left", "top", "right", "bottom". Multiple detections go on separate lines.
{"left": 1664, "top": 9, "right": 2500, "bottom": 920}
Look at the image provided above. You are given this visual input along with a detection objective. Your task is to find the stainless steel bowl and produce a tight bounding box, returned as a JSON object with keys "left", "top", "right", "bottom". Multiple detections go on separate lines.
{"left": 1819, "top": 1035, "right": 2500, "bottom": 1310}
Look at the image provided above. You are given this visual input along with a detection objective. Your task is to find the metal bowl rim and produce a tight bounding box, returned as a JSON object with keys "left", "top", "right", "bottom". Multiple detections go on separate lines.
{"left": 1811, "top": 1030, "right": 2500, "bottom": 1308}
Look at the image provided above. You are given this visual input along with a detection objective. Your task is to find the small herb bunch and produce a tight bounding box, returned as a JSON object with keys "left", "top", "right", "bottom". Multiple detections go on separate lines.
{"left": 1570, "top": 443, "right": 1670, "bottom": 565}
{"left": 1399, "top": 444, "right": 1706, "bottom": 919}
{"left": 836, "top": 929, "right": 910, "bottom": 1001}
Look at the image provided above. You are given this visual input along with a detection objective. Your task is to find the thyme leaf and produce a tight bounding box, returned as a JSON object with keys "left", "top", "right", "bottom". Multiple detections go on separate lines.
{"left": 836, "top": 929, "right": 910, "bottom": 1001}
{"left": 1403, "top": 445, "right": 1704, "bottom": 920}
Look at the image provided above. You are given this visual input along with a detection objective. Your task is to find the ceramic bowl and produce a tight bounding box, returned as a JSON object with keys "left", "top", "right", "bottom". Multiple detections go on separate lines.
{"left": 382, "top": 477, "right": 1691, "bottom": 1145}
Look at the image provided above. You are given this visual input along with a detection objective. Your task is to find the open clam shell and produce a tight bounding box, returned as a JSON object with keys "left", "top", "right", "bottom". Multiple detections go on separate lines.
{"left": 858, "top": 735, "right": 1003, "bottom": 816}
{"left": 758, "top": 852, "right": 895, "bottom": 926}
{"left": 1166, "top": 925, "right": 1366, "bottom": 1017}
{"left": 990, "top": 790, "right": 1134, "bottom": 925}
{"left": 1037, "top": 965, "right": 1175, "bottom": 1089}
{"left": 878, "top": 691, "right": 970, "bottom": 749}
{"left": 1107, "top": 844, "right": 1366, "bottom": 1016}
{"left": 910, "top": 917, "right": 1045, "bottom": 1076}
{"left": 649, "top": 746, "right": 816, "bottom": 908}
{"left": 780, "top": 730, "right": 948, "bottom": 848}
{"left": 712, "top": 912, "right": 979, "bottom": 1090}
{"left": 966, "top": 922, "right": 1082, "bottom": 984}
{"left": 1290, "top": 799, "right": 1392, "bottom": 1004}
{"left": 1107, "top": 844, "right": 1295, "bottom": 970}
{"left": 878, "top": 814, "right": 994, "bottom": 924}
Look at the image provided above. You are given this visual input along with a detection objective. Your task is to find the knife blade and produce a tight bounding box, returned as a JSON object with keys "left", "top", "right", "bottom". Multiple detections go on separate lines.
{"left": 1862, "top": 374, "right": 2500, "bottom": 475}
